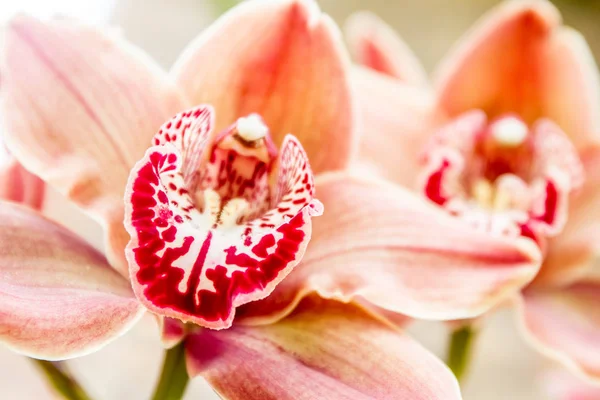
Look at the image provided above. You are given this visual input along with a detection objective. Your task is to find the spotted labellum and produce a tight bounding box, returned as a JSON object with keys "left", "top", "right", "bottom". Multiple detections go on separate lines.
{"left": 125, "top": 105, "right": 323, "bottom": 329}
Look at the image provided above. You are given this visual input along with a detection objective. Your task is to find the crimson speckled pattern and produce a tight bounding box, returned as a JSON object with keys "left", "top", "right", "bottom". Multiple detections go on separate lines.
{"left": 125, "top": 105, "right": 323, "bottom": 329}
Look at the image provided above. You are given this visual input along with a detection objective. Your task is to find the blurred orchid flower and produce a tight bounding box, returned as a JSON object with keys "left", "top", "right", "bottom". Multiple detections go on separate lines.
{"left": 347, "top": 0, "right": 600, "bottom": 382}
{"left": 0, "top": 0, "right": 511, "bottom": 396}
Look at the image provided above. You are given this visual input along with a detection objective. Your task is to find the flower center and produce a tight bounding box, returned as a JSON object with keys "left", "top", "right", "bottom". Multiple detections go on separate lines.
{"left": 421, "top": 111, "right": 584, "bottom": 244}
{"left": 195, "top": 113, "right": 278, "bottom": 227}
{"left": 125, "top": 105, "right": 323, "bottom": 329}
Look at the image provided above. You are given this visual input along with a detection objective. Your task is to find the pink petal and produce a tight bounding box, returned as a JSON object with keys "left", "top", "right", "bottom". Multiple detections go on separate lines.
{"left": 186, "top": 296, "right": 461, "bottom": 400}
{"left": 0, "top": 153, "right": 45, "bottom": 210}
{"left": 0, "top": 202, "right": 144, "bottom": 360}
{"left": 159, "top": 317, "right": 187, "bottom": 349}
{"left": 0, "top": 15, "right": 186, "bottom": 275}
{"left": 520, "top": 280, "right": 600, "bottom": 380}
{"left": 538, "top": 27, "right": 600, "bottom": 150}
{"left": 533, "top": 149, "right": 600, "bottom": 287}
{"left": 543, "top": 369, "right": 600, "bottom": 400}
{"left": 433, "top": 0, "right": 561, "bottom": 120}
{"left": 352, "top": 66, "right": 442, "bottom": 187}
{"left": 237, "top": 172, "right": 541, "bottom": 324}
{"left": 124, "top": 106, "right": 322, "bottom": 329}
{"left": 345, "top": 11, "right": 427, "bottom": 83}
{"left": 171, "top": 0, "right": 354, "bottom": 174}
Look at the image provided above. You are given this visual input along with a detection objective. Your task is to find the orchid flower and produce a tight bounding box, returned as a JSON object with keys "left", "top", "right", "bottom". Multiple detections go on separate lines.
{"left": 0, "top": 0, "right": 471, "bottom": 397}
{"left": 0, "top": 0, "right": 542, "bottom": 397}
{"left": 346, "top": 0, "right": 600, "bottom": 382}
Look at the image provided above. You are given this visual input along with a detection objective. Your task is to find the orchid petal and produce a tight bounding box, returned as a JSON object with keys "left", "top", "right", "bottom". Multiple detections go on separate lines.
{"left": 187, "top": 296, "right": 461, "bottom": 400}
{"left": 345, "top": 11, "right": 427, "bottom": 83}
{"left": 543, "top": 369, "right": 600, "bottom": 400}
{"left": 0, "top": 201, "right": 144, "bottom": 360}
{"left": 0, "top": 15, "right": 186, "bottom": 275}
{"left": 520, "top": 280, "right": 600, "bottom": 381}
{"left": 539, "top": 27, "right": 600, "bottom": 150}
{"left": 433, "top": 0, "right": 560, "bottom": 120}
{"left": 171, "top": 0, "right": 354, "bottom": 174}
{"left": 533, "top": 150, "right": 600, "bottom": 287}
{"left": 237, "top": 172, "right": 541, "bottom": 324}
{"left": 159, "top": 317, "right": 187, "bottom": 349}
{"left": 351, "top": 66, "right": 441, "bottom": 187}
{"left": 125, "top": 106, "right": 322, "bottom": 329}
{"left": 0, "top": 153, "right": 45, "bottom": 210}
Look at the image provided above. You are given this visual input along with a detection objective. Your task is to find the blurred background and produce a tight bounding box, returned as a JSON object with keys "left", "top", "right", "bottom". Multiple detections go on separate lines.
{"left": 1, "top": 0, "right": 599, "bottom": 399}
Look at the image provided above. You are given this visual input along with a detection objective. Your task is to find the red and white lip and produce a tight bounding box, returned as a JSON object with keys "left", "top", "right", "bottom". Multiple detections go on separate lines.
{"left": 124, "top": 105, "right": 323, "bottom": 329}
{"left": 420, "top": 110, "right": 584, "bottom": 246}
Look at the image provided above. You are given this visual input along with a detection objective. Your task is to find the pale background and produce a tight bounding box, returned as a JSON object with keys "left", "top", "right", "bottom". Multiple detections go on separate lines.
{"left": 1, "top": 0, "right": 599, "bottom": 399}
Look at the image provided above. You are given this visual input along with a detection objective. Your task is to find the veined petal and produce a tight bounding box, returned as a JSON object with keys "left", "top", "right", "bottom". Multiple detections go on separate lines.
{"left": 237, "top": 172, "right": 541, "bottom": 324}
{"left": 125, "top": 107, "right": 322, "bottom": 329}
{"left": 171, "top": 0, "right": 354, "bottom": 174}
{"left": 352, "top": 66, "right": 442, "bottom": 187}
{"left": 433, "top": 0, "right": 561, "bottom": 120}
{"left": 519, "top": 280, "right": 600, "bottom": 381}
{"left": 533, "top": 149, "right": 600, "bottom": 287}
{"left": 186, "top": 296, "right": 461, "bottom": 400}
{"left": 0, "top": 202, "right": 144, "bottom": 360}
{"left": 345, "top": 11, "right": 427, "bottom": 83}
{"left": 0, "top": 15, "right": 186, "bottom": 275}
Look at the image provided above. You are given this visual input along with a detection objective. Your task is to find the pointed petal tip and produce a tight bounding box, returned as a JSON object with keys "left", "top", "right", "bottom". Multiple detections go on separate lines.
{"left": 433, "top": 0, "right": 562, "bottom": 116}
{"left": 220, "top": 0, "right": 325, "bottom": 31}
{"left": 473, "top": 0, "right": 561, "bottom": 40}
{"left": 172, "top": 0, "right": 354, "bottom": 174}
{"left": 504, "top": 0, "right": 561, "bottom": 27}
{"left": 344, "top": 11, "right": 427, "bottom": 83}
{"left": 344, "top": 10, "right": 382, "bottom": 46}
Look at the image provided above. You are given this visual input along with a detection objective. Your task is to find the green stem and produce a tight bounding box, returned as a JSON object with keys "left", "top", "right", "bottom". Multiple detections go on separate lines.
{"left": 151, "top": 342, "right": 189, "bottom": 400}
{"left": 446, "top": 325, "right": 478, "bottom": 382}
{"left": 33, "top": 360, "right": 92, "bottom": 400}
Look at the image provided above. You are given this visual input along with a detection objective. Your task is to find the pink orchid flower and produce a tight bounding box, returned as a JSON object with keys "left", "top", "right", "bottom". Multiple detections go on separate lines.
{"left": 0, "top": 0, "right": 540, "bottom": 397}
{"left": 347, "top": 0, "right": 600, "bottom": 382}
